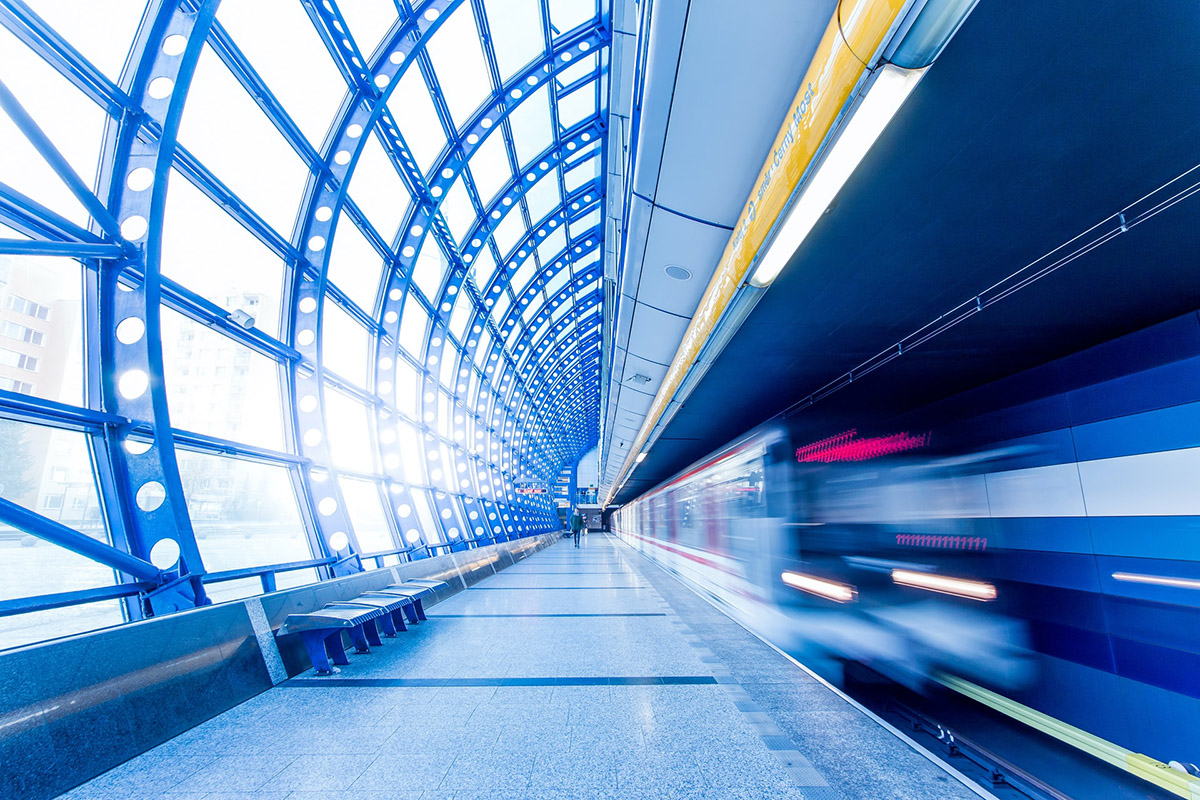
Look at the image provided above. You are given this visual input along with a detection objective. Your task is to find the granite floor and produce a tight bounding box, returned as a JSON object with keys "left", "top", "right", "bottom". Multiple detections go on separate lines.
{"left": 59, "top": 533, "right": 992, "bottom": 799}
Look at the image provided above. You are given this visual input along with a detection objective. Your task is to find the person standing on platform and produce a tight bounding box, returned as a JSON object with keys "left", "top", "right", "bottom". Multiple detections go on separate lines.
{"left": 570, "top": 508, "right": 583, "bottom": 548}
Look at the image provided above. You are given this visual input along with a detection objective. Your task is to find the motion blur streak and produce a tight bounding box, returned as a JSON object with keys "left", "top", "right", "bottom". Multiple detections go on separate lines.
{"left": 781, "top": 571, "right": 858, "bottom": 602}
{"left": 1112, "top": 572, "right": 1200, "bottom": 590}
{"left": 891, "top": 569, "right": 997, "bottom": 601}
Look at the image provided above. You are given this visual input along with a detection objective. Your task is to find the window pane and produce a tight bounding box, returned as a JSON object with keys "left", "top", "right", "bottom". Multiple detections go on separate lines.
{"left": 338, "top": 0, "right": 397, "bottom": 58}
{"left": 179, "top": 46, "right": 310, "bottom": 236}
{"left": 24, "top": 0, "right": 144, "bottom": 81}
{"left": 348, "top": 130, "right": 412, "bottom": 241}
{"left": 537, "top": 227, "right": 567, "bottom": 263}
{"left": 322, "top": 298, "right": 371, "bottom": 386}
{"left": 412, "top": 239, "right": 448, "bottom": 300}
{"left": 0, "top": 25, "right": 107, "bottom": 226}
{"left": 555, "top": 53, "right": 598, "bottom": 89}
{"left": 398, "top": 293, "right": 428, "bottom": 356}
{"left": 493, "top": 208, "right": 526, "bottom": 257}
{"left": 564, "top": 154, "right": 599, "bottom": 192}
{"left": 449, "top": 295, "right": 472, "bottom": 340}
{"left": 218, "top": 0, "right": 348, "bottom": 148}
{"left": 440, "top": 178, "right": 475, "bottom": 245}
{"left": 176, "top": 451, "right": 314, "bottom": 602}
{"left": 470, "top": 247, "right": 497, "bottom": 286}
{"left": 162, "top": 171, "right": 286, "bottom": 335}
{"left": 324, "top": 386, "right": 375, "bottom": 473}
{"left": 469, "top": 133, "right": 512, "bottom": 206}
{"left": 524, "top": 172, "right": 560, "bottom": 224}
{"left": 327, "top": 219, "right": 385, "bottom": 312}
{"left": 557, "top": 81, "right": 596, "bottom": 128}
{"left": 508, "top": 86, "right": 552, "bottom": 168}
{"left": 485, "top": 0, "right": 544, "bottom": 82}
{"left": 545, "top": 267, "right": 568, "bottom": 297}
{"left": 397, "top": 421, "right": 425, "bottom": 484}
{"left": 549, "top": 0, "right": 597, "bottom": 37}
{"left": 0, "top": 420, "right": 118, "bottom": 648}
{"left": 410, "top": 488, "right": 442, "bottom": 543}
{"left": 338, "top": 477, "right": 394, "bottom": 553}
{"left": 389, "top": 68, "right": 446, "bottom": 175}
{"left": 161, "top": 307, "right": 285, "bottom": 451}
{"left": 426, "top": 4, "right": 492, "bottom": 130}
{"left": 395, "top": 357, "right": 419, "bottom": 418}
{"left": 0, "top": 255, "right": 83, "bottom": 406}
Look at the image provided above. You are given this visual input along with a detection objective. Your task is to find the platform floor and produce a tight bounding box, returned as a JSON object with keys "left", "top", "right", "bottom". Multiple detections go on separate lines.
{"left": 60, "top": 534, "right": 990, "bottom": 799}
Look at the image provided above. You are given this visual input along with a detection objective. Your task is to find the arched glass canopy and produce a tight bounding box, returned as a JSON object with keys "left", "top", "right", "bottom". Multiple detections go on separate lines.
{"left": 0, "top": 0, "right": 609, "bottom": 649}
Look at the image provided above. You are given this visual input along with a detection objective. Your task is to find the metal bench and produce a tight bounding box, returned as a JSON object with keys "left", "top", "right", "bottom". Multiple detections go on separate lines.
{"left": 326, "top": 593, "right": 416, "bottom": 638}
{"left": 375, "top": 579, "right": 449, "bottom": 621}
{"left": 278, "top": 606, "right": 385, "bottom": 675}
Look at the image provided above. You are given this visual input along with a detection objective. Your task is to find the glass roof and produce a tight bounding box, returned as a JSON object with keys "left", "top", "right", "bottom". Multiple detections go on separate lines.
{"left": 0, "top": 0, "right": 608, "bottom": 648}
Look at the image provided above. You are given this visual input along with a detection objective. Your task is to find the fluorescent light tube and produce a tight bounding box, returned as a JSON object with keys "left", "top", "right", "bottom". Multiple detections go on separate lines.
{"left": 750, "top": 64, "right": 926, "bottom": 288}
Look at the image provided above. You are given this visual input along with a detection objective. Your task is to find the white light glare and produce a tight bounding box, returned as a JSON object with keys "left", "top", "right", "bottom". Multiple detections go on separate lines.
{"left": 635, "top": 451, "right": 648, "bottom": 463}
{"left": 781, "top": 571, "right": 857, "bottom": 603}
{"left": 750, "top": 65, "right": 927, "bottom": 287}
{"left": 892, "top": 569, "right": 996, "bottom": 601}
{"left": 1112, "top": 572, "right": 1200, "bottom": 590}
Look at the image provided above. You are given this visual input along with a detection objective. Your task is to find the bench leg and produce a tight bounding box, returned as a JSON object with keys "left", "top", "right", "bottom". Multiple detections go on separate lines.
{"left": 325, "top": 630, "right": 351, "bottom": 665}
{"left": 299, "top": 630, "right": 335, "bottom": 675}
{"left": 364, "top": 618, "right": 384, "bottom": 648}
{"left": 377, "top": 612, "right": 398, "bottom": 637}
{"left": 348, "top": 623, "right": 371, "bottom": 653}
{"left": 390, "top": 608, "right": 408, "bottom": 632}
{"left": 402, "top": 601, "right": 421, "bottom": 624}
{"left": 414, "top": 598, "right": 427, "bottom": 621}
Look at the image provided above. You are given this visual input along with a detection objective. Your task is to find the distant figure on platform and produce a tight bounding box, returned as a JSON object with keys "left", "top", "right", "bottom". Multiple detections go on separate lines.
{"left": 570, "top": 509, "right": 583, "bottom": 548}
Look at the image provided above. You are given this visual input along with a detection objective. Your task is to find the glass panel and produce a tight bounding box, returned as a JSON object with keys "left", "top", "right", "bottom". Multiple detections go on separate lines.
{"left": 397, "top": 420, "right": 424, "bottom": 484}
{"left": 218, "top": 0, "right": 348, "bottom": 148}
{"left": 394, "top": 357, "right": 419, "bottom": 417}
{"left": 0, "top": 420, "right": 119, "bottom": 648}
{"left": 469, "top": 246, "right": 497, "bottom": 286}
{"left": 161, "top": 307, "right": 285, "bottom": 451}
{"left": 485, "top": 0, "right": 544, "bottom": 82}
{"left": 348, "top": 130, "right": 412, "bottom": 241}
{"left": 439, "top": 346, "right": 458, "bottom": 390}
{"left": 511, "top": 259, "right": 536, "bottom": 296}
{"left": 449, "top": 295, "right": 472, "bottom": 340}
{"left": 389, "top": 67, "right": 447, "bottom": 175}
{"left": 327, "top": 219, "right": 384, "bottom": 312}
{"left": 324, "top": 386, "right": 375, "bottom": 473}
{"left": 178, "top": 46, "right": 309, "bottom": 236}
{"left": 557, "top": 81, "right": 596, "bottom": 128}
{"left": 537, "top": 227, "right": 567, "bottom": 263}
{"left": 412, "top": 239, "right": 448, "bottom": 300}
{"left": 0, "top": 255, "right": 83, "bottom": 406}
{"left": 545, "top": 267, "right": 568, "bottom": 297}
{"left": 338, "top": 477, "right": 394, "bottom": 553}
{"left": 564, "top": 154, "right": 599, "bottom": 192}
{"left": 321, "top": 298, "right": 371, "bottom": 386}
{"left": 177, "top": 451, "right": 313, "bottom": 602}
{"left": 398, "top": 293, "right": 427, "bottom": 356}
{"left": 410, "top": 488, "right": 442, "bottom": 543}
{"left": 492, "top": 208, "right": 526, "bottom": 257}
{"left": 524, "top": 172, "right": 560, "bottom": 223}
{"left": 490, "top": 289, "right": 510, "bottom": 322}
{"left": 555, "top": 53, "right": 598, "bottom": 88}
{"left": 507, "top": 86, "right": 552, "bottom": 168}
{"left": 24, "top": 0, "right": 144, "bottom": 81}
{"left": 474, "top": 329, "right": 491, "bottom": 367}
{"left": 0, "top": 25, "right": 107, "bottom": 226}
{"left": 469, "top": 132, "right": 512, "bottom": 207}
{"left": 337, "top": 0, "right": 397, "bottom": 58}
{"left": 440, "top": 177, "right": 475, "bottom": 245}
{"left": 425, "top": 3, "right": 492, "bottom": 130}
{"left": 549, "top": 0, "right": 596, "bottom": 37}
{"left": 162, "top": 171, "right": 286, "bottom": 336}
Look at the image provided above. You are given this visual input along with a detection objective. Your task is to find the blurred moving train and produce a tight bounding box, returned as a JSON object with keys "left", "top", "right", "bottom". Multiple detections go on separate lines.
{"left": 614, "top": 311, "right": 1200, "bottom": 768}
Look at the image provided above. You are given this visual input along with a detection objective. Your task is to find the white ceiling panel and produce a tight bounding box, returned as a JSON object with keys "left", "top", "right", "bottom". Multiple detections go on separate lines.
{"left": 635, "top": 209, "right": 729, "bottom": 317}
{"left": 654, "top": 0, "right": 836, "bottom": 226}
{"left": 628, "top": 0, "right": 687, "bottom": 200}
{"left": 627, "top": 304, "right": 689, "bottom": 365}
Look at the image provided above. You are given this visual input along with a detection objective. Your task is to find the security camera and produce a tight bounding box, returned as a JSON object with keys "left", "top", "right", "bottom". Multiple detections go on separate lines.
{"left": 228, "top": 309, "right": 256, "bottom": 330}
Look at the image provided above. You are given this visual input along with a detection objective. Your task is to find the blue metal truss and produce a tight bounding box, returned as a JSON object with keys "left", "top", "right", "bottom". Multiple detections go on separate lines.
{"left": 0, "top": 0, "right": 610, "bottom": 634}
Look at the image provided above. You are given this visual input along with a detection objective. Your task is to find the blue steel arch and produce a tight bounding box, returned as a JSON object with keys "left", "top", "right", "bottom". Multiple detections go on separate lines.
{"left": 0, "top": 0, "right": 610, "bottom": 637}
